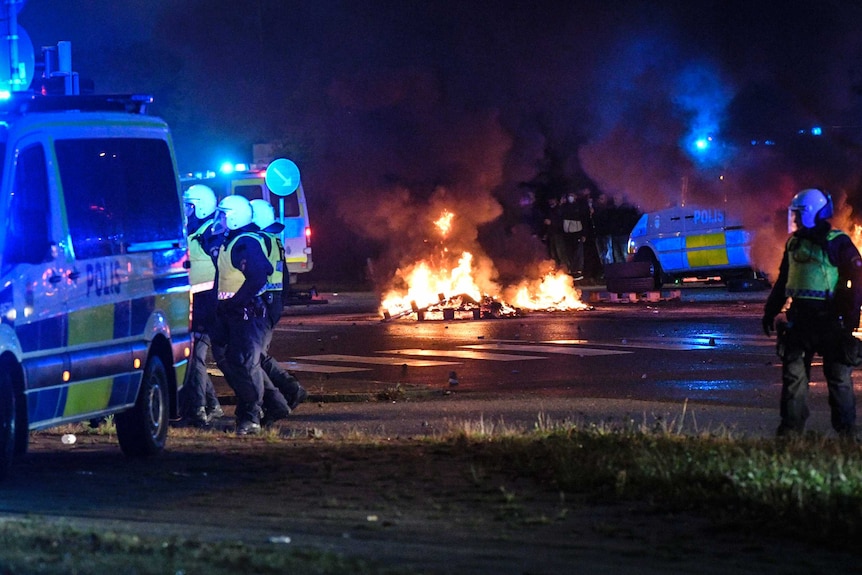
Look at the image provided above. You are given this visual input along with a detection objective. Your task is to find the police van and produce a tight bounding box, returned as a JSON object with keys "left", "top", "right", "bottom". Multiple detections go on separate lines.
{"left": 0, "top": 43, "right": 191, "bottom": 477}
{"left": 626, "top": 205, "right": 767, "bottom": 290}
{"left": 181, "top": 162, "right": 313, "bottom": 287}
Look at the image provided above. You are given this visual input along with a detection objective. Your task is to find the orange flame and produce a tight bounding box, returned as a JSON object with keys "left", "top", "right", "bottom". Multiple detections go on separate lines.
{"left": 853, "top": 224, "right": 862, "bottom": 253}
{"left": 434, "top": 210, "right": 455, "bottom": 237}
{"left": 508, "top": 271, "right": 588, "bottom": 311}
{"left": 380, "top": 251, "right": 483, "bottom": 316}
{"left": 379, "top": 208, "right": 588, "bottom": 319}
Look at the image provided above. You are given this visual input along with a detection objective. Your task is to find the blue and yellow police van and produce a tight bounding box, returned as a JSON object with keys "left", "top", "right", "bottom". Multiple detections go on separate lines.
{"left": 626, "top": 205, "right": 767, "bottom": 290}
{"left": 0, "top": 42, "right": 191, "bottom": 477}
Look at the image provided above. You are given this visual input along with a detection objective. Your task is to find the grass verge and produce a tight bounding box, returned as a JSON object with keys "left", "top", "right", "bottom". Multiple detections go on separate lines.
{"left": 6, "top": 417, "right": 862, "bottom": 573}
{"left": 452, "top": 419, "right": 862, "bottom": 547}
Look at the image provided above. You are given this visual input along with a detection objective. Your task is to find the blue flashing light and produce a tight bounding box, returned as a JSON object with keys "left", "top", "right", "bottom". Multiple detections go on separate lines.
{"left": 811, "top": 126, "right": 822, "bottom": 136}
{"left": 695, "top": 138, "right": 709, "bottom": 151}
{"left": 219, "top": 161, "right": 235, "bottom": 175}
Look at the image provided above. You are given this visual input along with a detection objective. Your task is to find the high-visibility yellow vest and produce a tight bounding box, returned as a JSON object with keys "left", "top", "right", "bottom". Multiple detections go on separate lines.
{"left": 188, "top": 219, "right": 215, "bottom": 287}
{"left": 785, "top": 230, "right": 842, "bottom": 300}
{"left": 259, "top": 231, "right": 285, "bottom": 293}
{"left": 217, "top": 232, "right": 268, "bottom": 300}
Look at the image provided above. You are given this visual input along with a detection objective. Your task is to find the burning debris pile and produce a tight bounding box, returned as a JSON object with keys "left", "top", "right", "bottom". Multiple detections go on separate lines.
{"left": 379, "top": 210, "right": 590, "bottom": 321}
{"left": 382, "top": 292, "right": 521, "bottom": 322}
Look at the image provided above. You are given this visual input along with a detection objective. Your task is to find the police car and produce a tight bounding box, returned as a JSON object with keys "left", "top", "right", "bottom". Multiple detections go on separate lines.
{"left": 625, "top": 205, "right": 767, "bottom": 290}
{"left": 181, "top": 161, "right": 313, "bottom": 287}
{"left": 0, "top": 39, "right": 192, "bottom": 477}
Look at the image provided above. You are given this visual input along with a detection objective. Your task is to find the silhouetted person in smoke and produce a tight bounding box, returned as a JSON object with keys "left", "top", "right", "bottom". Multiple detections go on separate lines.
{"left": 610, "top": 194, "right": 641, "bottom": 263}
{"left": 591, "top": 192, "right": 615, "bottom": 267}
{"left": 559, "top": 191, "right": 584, "bottom": 279}
{"left": 542, "top": 196, "right": 569, "bottom": 270}
{"left": 520, "top": 190, "right": 545, "bottom": 238}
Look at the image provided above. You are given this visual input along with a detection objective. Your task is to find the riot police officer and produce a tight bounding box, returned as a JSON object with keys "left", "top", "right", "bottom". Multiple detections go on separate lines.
{"left": 251, "top": 200, "right": 308, "bottom": 425}
{"left": 178, "top": 184, "right": 224, "bottom": 427}
{"left": 211, "top": 195, "right": 286, "bottom": 435}
{"left": 762, "top": 188, "right": 862, "bottom": 439}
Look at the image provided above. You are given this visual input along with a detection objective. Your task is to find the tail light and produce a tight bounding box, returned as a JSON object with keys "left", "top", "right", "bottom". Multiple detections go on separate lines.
{"left": 305, "top": 226, "right": 311, "bottom": 247}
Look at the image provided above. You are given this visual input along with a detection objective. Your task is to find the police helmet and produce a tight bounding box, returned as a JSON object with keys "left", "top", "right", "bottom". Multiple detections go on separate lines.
{"left": 182, "top": 184, "right": 218, "bottom": 219}
{"left": 250, "top": 199, "right": 276, "bottom": 229}
{"left": 216, "top": 195, "right": 254, "bottom": 230}
{"left": 789, "top": 188, "right": 833, "bottom": 230}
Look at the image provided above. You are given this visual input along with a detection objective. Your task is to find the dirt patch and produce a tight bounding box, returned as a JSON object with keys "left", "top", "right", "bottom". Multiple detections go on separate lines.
{"left": 0, "top": 419, "right": 855, "bottom": 575}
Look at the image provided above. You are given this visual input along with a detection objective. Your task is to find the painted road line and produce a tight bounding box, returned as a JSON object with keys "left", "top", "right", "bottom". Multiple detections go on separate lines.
{"left": 292, "top": 354, "right": 460, "bottom": 367}
{"left": 274, "top": 325, "right": 320, "bottom": 332}
{"left": 207, "top": 362, "right": 371, "bottom": 377}
{"left": 381, "top": 349, "right": 545, "bottom": 361}
{"left": 462, "top": 343, "right": 632, "bottom": 356}
{"left": 541, "top": 338, "right": 715, "bottom": 351}
{"left": 280, "top": 361, "right": 371, "bottom": 374}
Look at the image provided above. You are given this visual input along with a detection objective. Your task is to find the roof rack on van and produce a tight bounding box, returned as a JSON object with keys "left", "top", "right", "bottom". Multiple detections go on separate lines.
{"left": 0, "top": 93, "right": 154, "bottom": 116}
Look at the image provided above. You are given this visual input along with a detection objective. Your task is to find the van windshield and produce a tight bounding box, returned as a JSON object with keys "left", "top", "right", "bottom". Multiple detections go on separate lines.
{"left": 56, "top": 138, "right": 183, "bottom": 259}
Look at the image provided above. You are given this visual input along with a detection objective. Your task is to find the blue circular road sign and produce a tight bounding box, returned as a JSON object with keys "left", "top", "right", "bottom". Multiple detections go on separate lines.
{"left": 265, "top": 158, "right": 301, "bottom": 196}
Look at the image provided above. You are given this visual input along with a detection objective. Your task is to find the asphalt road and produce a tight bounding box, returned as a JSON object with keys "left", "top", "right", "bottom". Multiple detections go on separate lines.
{"left": 2, "top": 284, "right": 856, "bottom": 575}
{"left": 250, "top": 285, "right": 848, "bottom": 439}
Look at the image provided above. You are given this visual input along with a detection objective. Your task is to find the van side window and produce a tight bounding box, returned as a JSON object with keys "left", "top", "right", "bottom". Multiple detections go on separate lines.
{"left": 234, "top": 184, "right": 264, "bottom": 201}
{"left": 281, "top": 192, "right": 300, "bottom": 218}
{"left": 56, "top": 138, "right": 183, "bottom": 259}
{"left": 5, "top": 145, "right": 51, "bottom": 264}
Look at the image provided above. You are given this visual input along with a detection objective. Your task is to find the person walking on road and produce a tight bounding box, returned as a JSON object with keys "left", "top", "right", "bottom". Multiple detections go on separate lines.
{"left": 211, "top": 195, "right": 288, "bottom": 435}
{"left": 761, "top": 188, "right": 862, "bottom": 439}
{"left": 251, "top": 199, "right": 308, "bottom": 425}
{"left": 178, "top": 184, "right": 225, "bottom": 427}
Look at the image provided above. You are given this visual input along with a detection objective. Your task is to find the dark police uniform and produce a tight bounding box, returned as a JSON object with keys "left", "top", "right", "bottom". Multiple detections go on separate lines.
{"left": 257, "top": 225, "right": 307, "bottom": 422}
{"left": 763, "top": 221, "right": 862, "bottom": 437}
{"left": 213, "top": 226, "right": 274, "bottom": 432}
{"left": 178, "top": 214, "right": 224, "bottom": 426}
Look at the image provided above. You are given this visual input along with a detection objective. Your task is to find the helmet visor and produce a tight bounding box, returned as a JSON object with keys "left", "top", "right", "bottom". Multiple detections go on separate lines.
{"left": 184, "top": 202, "right": 196, "bottom": 220}
{"left": 211, "top": 210, "right": 228, "bottom": 236}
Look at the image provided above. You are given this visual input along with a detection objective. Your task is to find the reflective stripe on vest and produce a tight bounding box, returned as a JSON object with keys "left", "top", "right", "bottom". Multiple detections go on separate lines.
{"left": 259, "top": 231, "right": 285, "bottom": 292}
{"left": 188, "top": 219, "right": 216, "bottom": 287}
{"left": 785, "top": 230, "right": 842, "bottom": 300}
{"left": 217, "top": 232, "right": 268, "bottom": 300}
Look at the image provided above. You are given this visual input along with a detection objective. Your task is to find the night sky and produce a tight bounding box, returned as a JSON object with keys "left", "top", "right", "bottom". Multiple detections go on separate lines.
{"left": 16, "top": 0, "right": 862, "bottom": 286}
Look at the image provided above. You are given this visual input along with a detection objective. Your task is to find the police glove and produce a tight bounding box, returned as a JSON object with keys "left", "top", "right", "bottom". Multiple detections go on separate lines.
{"left": 761, "top": 314, "right": 775, "bottom": 337}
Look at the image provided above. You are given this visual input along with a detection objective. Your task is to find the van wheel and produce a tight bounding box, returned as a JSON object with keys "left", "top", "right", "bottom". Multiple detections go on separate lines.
{"left": 115, "top": 356, "right": 169, "bottom": 457}
{"left": 0, "top": 370, "right": 16, "bottom": 480}
{"left": 633, "top": 251, "right": 664, "bottom": 290}
{"left": 606, "top": 276, "right": 658, "bottom": 294}
{"left": 14, "top": 388, "right": 27, "bottom": 456}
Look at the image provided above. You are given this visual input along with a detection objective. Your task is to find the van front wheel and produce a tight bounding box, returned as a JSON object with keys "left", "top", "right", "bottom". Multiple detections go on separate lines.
{"left": 115, "top": 356, "right": 169, "bottom": 457}
{"left": 634, "top": 251, "right": 664, "bottom": 290}
{"left": 0, "top": 370, "right": 15, "bottom": 480}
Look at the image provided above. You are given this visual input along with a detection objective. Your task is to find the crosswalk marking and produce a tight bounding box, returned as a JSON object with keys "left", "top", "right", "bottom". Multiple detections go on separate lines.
{"left": 274, "top": 325, "right": 320, "bottom": 333}
{"left": 462, "top": 343, "right": 631, "bottom": 356}
{"left": 212, "top": 334, "right": 771, "bottom": 376}
{"left": 207, "top": 363, "right": 371, "bottom": 376}
{"left": 542, "top": 338, "right": 714, "bottom": 351}
{"left": 382, "top": 348, "right": 545, "bottom": 361}
{"left": 292, "top": 354, "right": 460, "bottom": 367}
{"left": 280, "top": 361, "right": 371, "bottom": 373}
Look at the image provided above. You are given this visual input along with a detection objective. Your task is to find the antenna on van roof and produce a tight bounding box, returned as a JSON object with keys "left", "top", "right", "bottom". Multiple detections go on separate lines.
{"left": 0, "top": 0, "right": 34, "bottom": 96}
{"left": 40, "top": 41, "right": 80, "bottom": 95}
{"left": 680, "top": 176, "right": 688, "bottom": 207}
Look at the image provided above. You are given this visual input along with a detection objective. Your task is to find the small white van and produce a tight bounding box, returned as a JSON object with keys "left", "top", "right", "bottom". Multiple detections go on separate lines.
{"left": 626, "top": 205, "right": 766, "bottom": 289}
{"left": 181, "top": 165, "right": 313, "bottom": 286}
